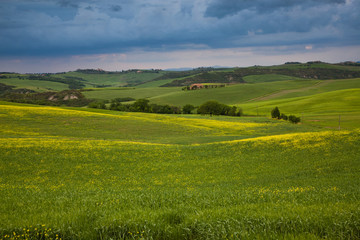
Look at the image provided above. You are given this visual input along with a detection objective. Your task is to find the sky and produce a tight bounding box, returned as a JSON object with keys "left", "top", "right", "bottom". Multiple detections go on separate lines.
{"left": 0, "top": 0, "right": 359, "bottom": 73}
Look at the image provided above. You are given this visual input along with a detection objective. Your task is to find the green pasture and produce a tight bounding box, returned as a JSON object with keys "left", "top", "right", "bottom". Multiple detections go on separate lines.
{"left": 265, "top": 78, "right": 360, "bottom": 100}
{"left": 1, "top": 65, "right": 360, "bottom": 239}
{"left": 58, "top": 71, "right": 163, "bottom": 87}
{"left": 136, "top": 79, "right": 182, "bottom": 88}
{"left": 262, "top": 62, "right": 360, "bottom": 71}
{"left": 82, "top": 87, "right": 182, "bottom": 102}
{"left": 148, "top": 80, "right": 320, "bottom": 106}
{"left": 0, "top": 78, "right": 69, "bottom": 91}
{"left": 243, "top": 74, "right": 304, "bottom": 83}
{"left": 241, "top": 88, "right": 360, "bottom": 129}
{"left": 0, "top": 102, "right": 359, "bottom": 239}
{"left": 0, "top": 102, "right": 317, "bottom": 144}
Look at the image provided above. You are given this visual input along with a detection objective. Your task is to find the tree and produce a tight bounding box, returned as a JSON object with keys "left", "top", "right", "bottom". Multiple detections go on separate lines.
{"left": 271, "top": 107, "right": 281, "bottom": 119}
{"left": 197, "top": 101, "right": 223, "bottom": 116}
{"left": 228, "top": 106, "right": 237, "bottom": 116}
{"left": 288, "top": 115, "right": 301, "bottom": 124}
{"left": 182, "top": 104, "right": 195, "bottom": 114}
{"left": 133, "top": 99, "right": 150, "bottom": 112}
{"left": 280, "top": 113, "right": 288, "bottom": 120}
{"left": 88, "top": 100, "right": 106, "bottom": 109}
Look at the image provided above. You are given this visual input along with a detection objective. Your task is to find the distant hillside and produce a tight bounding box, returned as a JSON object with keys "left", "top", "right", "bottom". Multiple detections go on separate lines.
{"left": 161, "top": 71, "right": 245, "bottom": 86}
{"left": 161, "top": 62, "right": 360, "bottom": 87}
{"left": 1, "top": 62, "right": 359, "bottom": 90}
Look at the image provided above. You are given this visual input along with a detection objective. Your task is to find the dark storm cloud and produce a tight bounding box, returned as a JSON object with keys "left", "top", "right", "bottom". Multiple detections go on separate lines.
{"left": 57, "top": 0, "right": 79, "bottom": 8}
{"left": 205, "top": 0, "right": 346, "bottom": 18}
{"left": 111, "top": 5, "right": 122, "bottom": 12}
{"left": 0, "top": 0, "right": 359, "bottom": 57}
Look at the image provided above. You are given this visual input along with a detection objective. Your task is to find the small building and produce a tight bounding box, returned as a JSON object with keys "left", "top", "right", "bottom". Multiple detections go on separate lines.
{"left": 190, "top": 84, "right": 204, "bottom": 90}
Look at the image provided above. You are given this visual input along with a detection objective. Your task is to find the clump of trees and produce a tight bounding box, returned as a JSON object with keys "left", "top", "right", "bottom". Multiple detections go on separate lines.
{"left": 89, "top": 99, "right": 242, "bottom": 117}
{"left": 197, "top": 101, "right": 242, "bottom": 116}
{"left": 182, "top": 104, "right": 195, "bottom": 114}
{"left": 271, "top": 106, "right": 300, "bottom": 124}
{"left": 92, "top": 98, "right": 182, "bottom": 114}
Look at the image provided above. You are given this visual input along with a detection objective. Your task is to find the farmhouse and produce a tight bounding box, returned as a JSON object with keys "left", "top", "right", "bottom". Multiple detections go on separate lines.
{"left": 190, "top": 84, "right": 204, "bottom": 90}
{"left": 184, "top": 83, "right": 226, "bottom": 91}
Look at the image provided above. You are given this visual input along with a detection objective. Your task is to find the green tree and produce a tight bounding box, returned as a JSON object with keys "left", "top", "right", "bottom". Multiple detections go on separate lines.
{"left": 280, "top": 113, "right": 288, "bottom": 120}
{"left": 133, "top": 99, "right": 150, "bottom": 112}
{"left": 271, "top": 107, "right": 281, "bottom": 119}
{"left": 197, "top": 101, "right": 223, "bottom": 116}
{"left": 288, "top": 115, "right": 301, "bottom": 124}
{"left": 182, "top": 104, "right": 195, "bottom": 114}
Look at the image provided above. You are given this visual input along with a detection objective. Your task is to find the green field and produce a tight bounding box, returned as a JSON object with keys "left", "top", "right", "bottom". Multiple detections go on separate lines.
{"left": 1, "top": 102, "right": 359, "bottom": 239}
{"left": 58, "top": 71, "right": 164, "bottom": 87}
{"left": 0, "top": 78, "right": 69, "bottom": 92}
{"left": 1, "top": 63, "right": 360, "bottom": 239}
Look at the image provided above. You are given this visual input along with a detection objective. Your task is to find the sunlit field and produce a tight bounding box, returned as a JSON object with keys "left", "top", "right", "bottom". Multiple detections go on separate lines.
{"left": 1, "top": 102, "right": 359, "bottom": 239}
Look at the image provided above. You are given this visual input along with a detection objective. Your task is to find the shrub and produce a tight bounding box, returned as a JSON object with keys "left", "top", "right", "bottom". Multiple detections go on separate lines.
{"left": 280, "top": 113, "right": 288, "bottom": 120}
{"left": 288, "top": 115, "right": 301, "bottom": 124}
{"left": 88, "top": 101, "right": 106, "bottom": 109}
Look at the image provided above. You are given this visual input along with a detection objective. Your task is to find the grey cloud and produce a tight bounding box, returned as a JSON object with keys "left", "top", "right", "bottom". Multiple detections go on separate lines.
{"left": 58, "top": 0, "right": 79, "bottom": 8}
{"left": 111, "top": 5, "right": 122, "bottom": 12}
{"left": 0, "top": 0, "right": 359, "bottom": 57}
{"left": 205, "top": 0, "right": 346, "bottom": 18}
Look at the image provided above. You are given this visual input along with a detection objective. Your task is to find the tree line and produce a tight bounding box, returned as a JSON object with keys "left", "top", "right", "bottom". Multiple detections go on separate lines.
{"left": 89, "top": 99, "right": 243, "bottom": 116}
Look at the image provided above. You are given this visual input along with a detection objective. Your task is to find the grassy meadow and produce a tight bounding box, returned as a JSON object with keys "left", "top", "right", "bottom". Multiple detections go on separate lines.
{"left": 0, "top": 78, "right": 69, "bottom": 92}
{"left": 1, "top": 101, "right": 360, "bottom": 239}
{"left": 1, "top": 63, "right": 360, "bottom": 239}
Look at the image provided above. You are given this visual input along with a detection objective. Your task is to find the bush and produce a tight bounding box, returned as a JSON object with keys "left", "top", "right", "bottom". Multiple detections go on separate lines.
{"left": 112, "top": 97, "right": 135, "bottom": 103}
{"left": 280, "top": 113, "right": 288, "bottom": 120}
{"left": 88, "top": 101, "right": 106, "bottom": 109}
{"left": 288, "top": 115, "right": 301, "bottom": 124}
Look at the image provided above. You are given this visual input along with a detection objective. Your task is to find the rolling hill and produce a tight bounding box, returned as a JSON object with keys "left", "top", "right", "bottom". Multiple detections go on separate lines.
{"left": 1, "top": 61, "right": 360, "bottom": 239}
{"left": 0, "top": 101, "right": 359, "bottom": 239}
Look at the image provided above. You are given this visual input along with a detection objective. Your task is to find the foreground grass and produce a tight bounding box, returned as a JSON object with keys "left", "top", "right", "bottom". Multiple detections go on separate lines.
{"left": 0, "top": 103, "right": 359, "bottom": 239}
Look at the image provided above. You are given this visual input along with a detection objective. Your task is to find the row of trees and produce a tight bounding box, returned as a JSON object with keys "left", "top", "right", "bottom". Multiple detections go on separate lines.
{"left": 89, "top": 99, "right": 243, "bottom": 116}
{"left": 89, "top": 99, "right": 182, "bottom": 114}
{"left": 271, "top": 107, "right": 300, "bottom": 124}
{"left": 197, "top": 101, "right": 242, "bottom": 116}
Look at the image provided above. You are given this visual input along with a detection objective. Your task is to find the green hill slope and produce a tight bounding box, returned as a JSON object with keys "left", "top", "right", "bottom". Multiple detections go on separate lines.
{"left": 148, "top": 80, "right": 320, "bottom": 106}
{"left": 0, "top": 102, "right": 359, "bottom": 239}
{"left": 241, "top": 88, "right": 360, "bottom": 129}
{"left": 241, "top": 88, "right": 360, "bottom": 115}
{"left": 0, "top": 78, "right": 69, "bottom": 92}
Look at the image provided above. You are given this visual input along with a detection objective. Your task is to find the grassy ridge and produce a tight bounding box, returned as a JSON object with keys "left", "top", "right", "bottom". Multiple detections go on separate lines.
{"left": 58, "top": 71, "right": 164, "bottom": 87}
{"left": 0, "top": 78, "right": 69, "bottom": 92}
{"left": 83, "top": 87, "right": 182, "bottom": 102}
{"left": 83, "top": 80, "right": 319, "bottom": 104}
{"left": 0, "top": 103, "right": 359, "bottom": 239}
{"left": 1, "top": 63, "right": 360, "bottom": 239}
{"left": 241, "top": 88, "right": 360, "bottom": 129}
